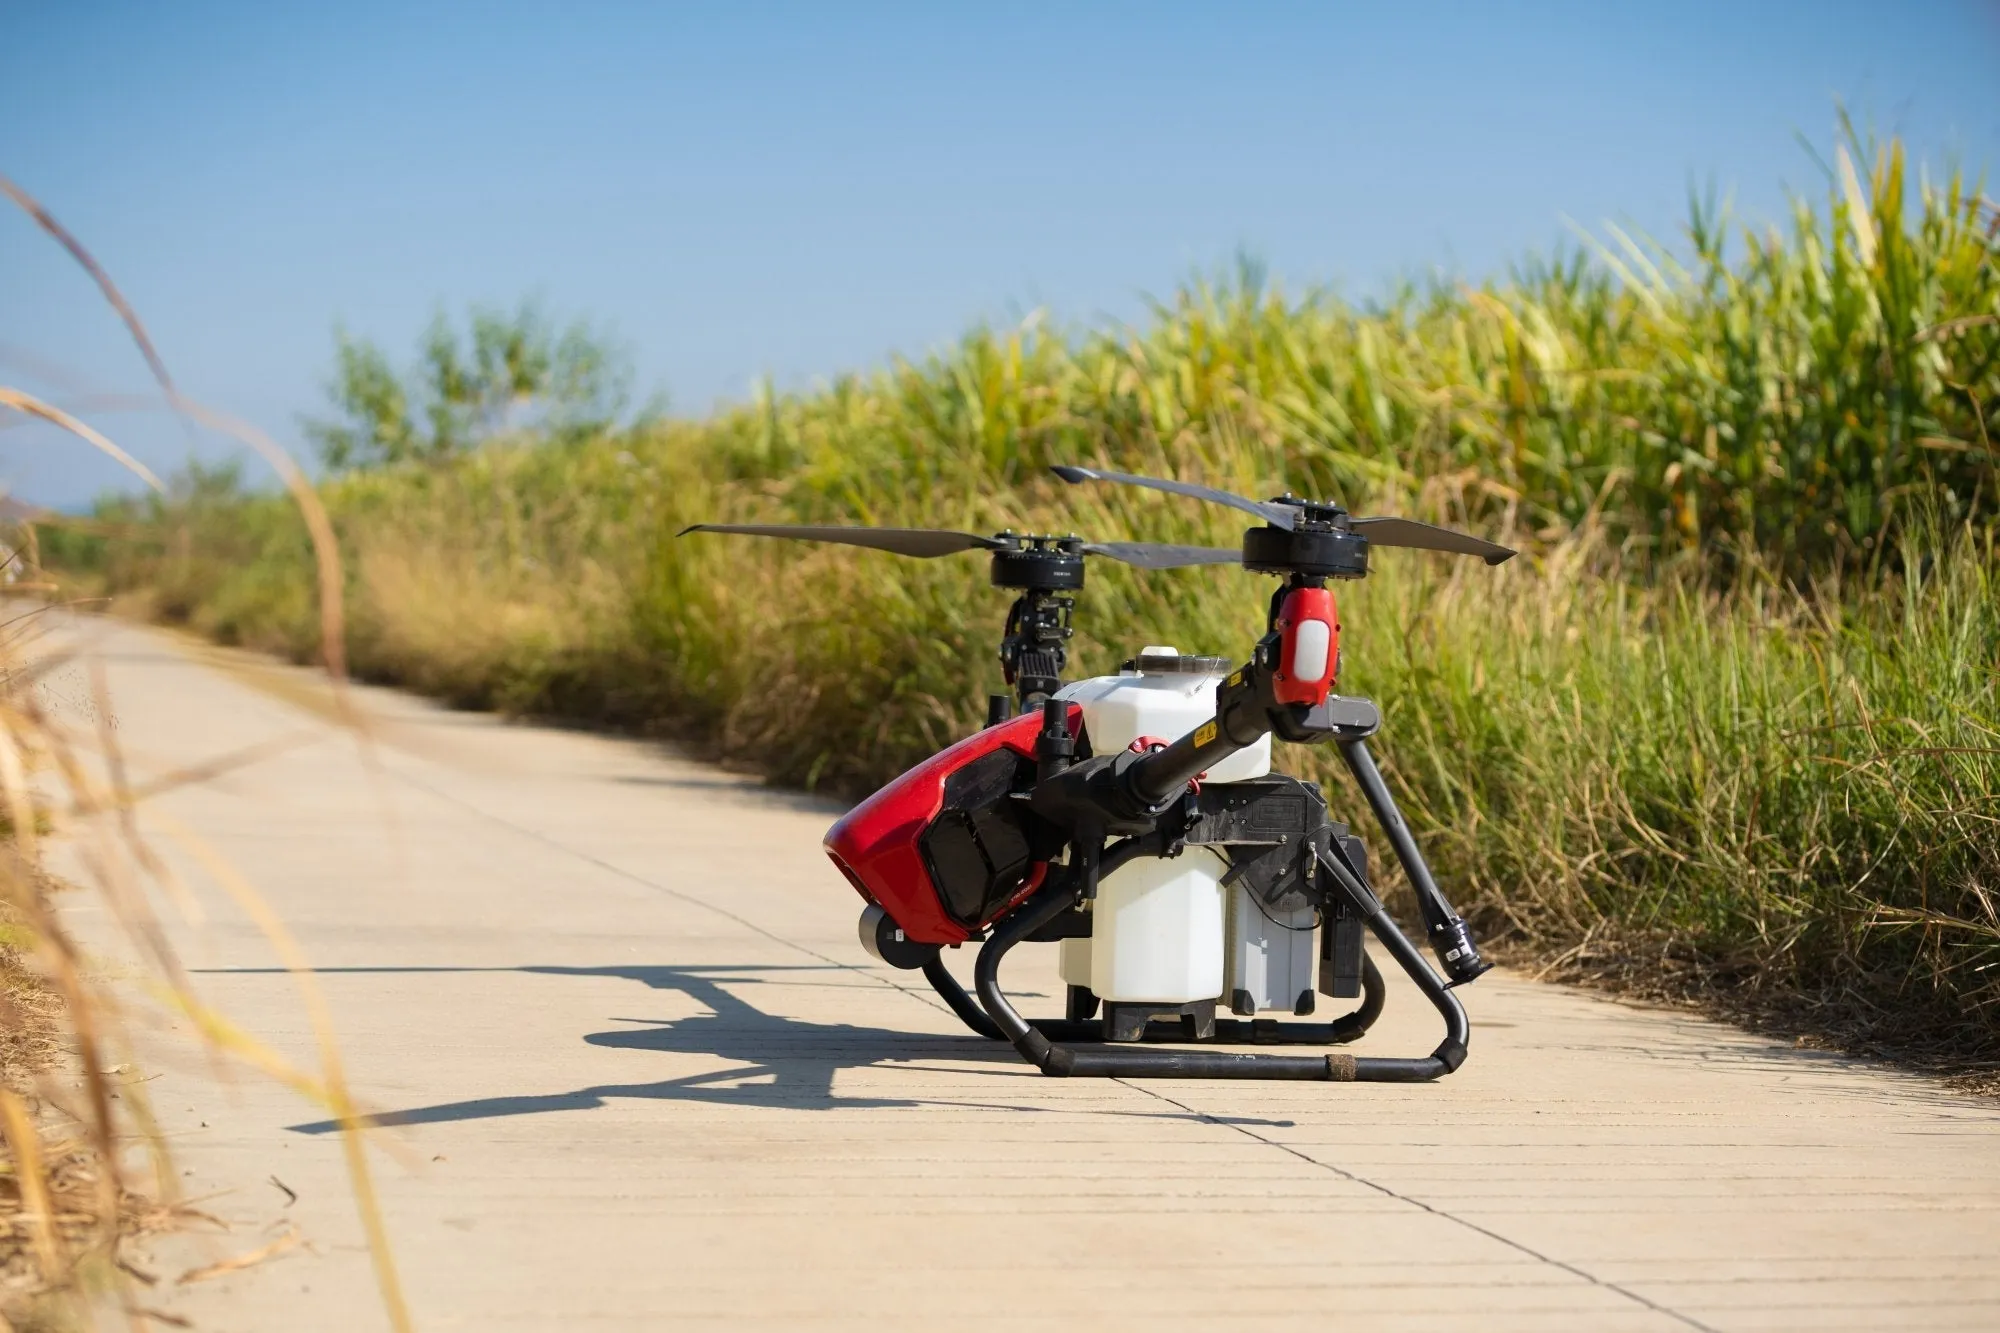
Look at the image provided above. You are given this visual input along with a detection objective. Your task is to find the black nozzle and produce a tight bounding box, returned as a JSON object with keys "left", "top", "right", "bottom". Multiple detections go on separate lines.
{"left": 1037, "top": 696, "right": 1074, "bottom": 781}
{"left": 1429, "top": 917, "right": 1492, "bottom": 986}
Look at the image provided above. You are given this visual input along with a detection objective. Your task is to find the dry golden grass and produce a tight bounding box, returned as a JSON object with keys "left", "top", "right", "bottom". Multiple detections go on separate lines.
{"left": 0, "top": 649, "right": 191, "bottom": 1328}
{"left": 0, "top": 894, "right": 63, "bottom": 1090}
{"left": 349, "top": 532, "right": 626, "bottom": 711}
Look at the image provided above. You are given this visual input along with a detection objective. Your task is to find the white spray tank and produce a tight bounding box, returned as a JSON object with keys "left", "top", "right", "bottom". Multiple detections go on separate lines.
{"left": 1053, "top": 649, "right": 1272, "bottom": 1004}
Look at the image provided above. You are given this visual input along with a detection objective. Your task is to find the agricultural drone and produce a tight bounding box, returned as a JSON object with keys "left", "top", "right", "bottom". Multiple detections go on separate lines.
{"left": 680, "top": 465, "right": 1513, "bottom": 1081}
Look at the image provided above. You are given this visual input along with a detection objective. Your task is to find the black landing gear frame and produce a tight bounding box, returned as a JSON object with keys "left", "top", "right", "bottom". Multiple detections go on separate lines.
{"left": 923, "top": 682, "right": 1486, "bottom": 1081}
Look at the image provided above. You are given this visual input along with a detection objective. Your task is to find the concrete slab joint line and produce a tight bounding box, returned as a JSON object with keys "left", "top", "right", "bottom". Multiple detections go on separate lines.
{"left": 38, "top": 616, "right": 2000, "bottom": 1333}
{"left": 1123, "top": 1082, "right": 1722, "bottom": 1332}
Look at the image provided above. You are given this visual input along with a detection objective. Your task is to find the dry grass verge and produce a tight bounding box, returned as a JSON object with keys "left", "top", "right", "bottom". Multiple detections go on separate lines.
{"left": 0, "top": 703, "right": 184, "bottom": 1329}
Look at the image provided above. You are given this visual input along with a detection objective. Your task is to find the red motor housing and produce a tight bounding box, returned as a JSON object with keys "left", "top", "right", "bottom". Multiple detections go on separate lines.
{"left": 824, "top": 705, "right": 1081, "bottom": 944}
{"left": 1271, "top": 585, "right": 1339, "bottom": 707}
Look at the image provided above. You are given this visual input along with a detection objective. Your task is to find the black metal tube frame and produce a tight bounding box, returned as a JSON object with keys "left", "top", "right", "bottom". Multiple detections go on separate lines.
{"left": 1335, "top": 737, "right": 1452, "bottom": 937}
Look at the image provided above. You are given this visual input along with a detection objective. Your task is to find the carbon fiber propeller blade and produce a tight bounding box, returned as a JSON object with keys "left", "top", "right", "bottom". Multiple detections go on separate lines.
{"left": 1051, "top": 465, "right": 1298, "bottom": 530}
{"left": 1052, "top": 464, "right": 1514, "bottom": 565}
{"left": 1081, "top": 541, "right": 1241, "bottom": 569}
{"left": 1349, "top": 516, "right": 1515, "bottom": 565}
{"left": 677, "top": 523, "right": 1005, "bottom": 558}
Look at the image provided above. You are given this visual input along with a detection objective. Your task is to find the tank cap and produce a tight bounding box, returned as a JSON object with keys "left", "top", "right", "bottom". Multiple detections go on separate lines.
{"left": 1126, "top": 649, "right": 1234, "bottom": 675}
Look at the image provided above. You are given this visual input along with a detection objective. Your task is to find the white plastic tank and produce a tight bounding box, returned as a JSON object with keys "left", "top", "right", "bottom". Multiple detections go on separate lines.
{"left": 1089, "top": 847, "right": 1228, "bottom": 1003}
{"left": 1058, "top": 932, "right": 1092, "bottom": 990}
{"left": 1053, "top": 646, "right": 1271, "bottom": 783}
{"left": 1055, "top": 648, "right": 1269, "bottom": 1006}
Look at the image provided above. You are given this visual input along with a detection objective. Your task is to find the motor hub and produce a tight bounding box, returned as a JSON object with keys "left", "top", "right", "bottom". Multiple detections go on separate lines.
{"left": 1241, "top": 500, "right": 1370, "bottom": 580}
{"left": 988, "top": 534, "right": 1087, "bottom": 590}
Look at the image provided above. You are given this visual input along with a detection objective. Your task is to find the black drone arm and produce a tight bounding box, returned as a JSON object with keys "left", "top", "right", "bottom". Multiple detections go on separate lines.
{"left": 1121, "top": 646, "right": 1326, "bottom": 805}
{"left": 1028, "top": 632, "right": 1344, "bottom": 834}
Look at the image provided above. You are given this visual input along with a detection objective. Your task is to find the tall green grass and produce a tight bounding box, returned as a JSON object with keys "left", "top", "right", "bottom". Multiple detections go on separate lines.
{"left": 43, "top": 134, "right": 2000, "bottom": 1053}
{"left": 667, "top": 136, "right": 1998, "bottom": 575}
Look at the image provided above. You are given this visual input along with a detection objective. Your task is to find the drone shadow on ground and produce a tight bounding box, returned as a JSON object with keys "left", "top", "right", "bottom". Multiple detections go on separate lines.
{"left": 606, "top": 773, "right": 843, "bottom": 815}
{"left": 227, "top": 963, "right": 1297, "bottom": 1135}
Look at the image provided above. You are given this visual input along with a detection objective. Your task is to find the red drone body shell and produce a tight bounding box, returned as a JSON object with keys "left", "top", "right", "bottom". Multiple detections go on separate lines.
{"left": 1271, "top": 585, "right": 1340, "bottom": 707}
{"left": 824, "top": 704, "right": 1081, "bottom": 944}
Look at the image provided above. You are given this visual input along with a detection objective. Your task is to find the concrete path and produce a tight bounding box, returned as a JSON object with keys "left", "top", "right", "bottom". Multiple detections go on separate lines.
{"left": 36, "top": 618, "right": 2000, "bottom": 1332}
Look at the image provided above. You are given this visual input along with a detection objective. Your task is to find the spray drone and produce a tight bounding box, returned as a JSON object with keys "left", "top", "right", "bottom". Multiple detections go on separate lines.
{"left": 682, "top": 465, "right": 1513, "bottom": 1081}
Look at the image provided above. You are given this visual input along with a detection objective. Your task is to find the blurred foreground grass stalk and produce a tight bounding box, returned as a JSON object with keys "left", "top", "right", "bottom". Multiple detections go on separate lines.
{"left": 1, "top": 171, "right": 412, "bottom": 1329}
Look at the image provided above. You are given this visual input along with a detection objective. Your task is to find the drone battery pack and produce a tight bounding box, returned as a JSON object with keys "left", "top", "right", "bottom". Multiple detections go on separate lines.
{"left": 1224, "top": 885, "right": 1317, "bottom": 1015}
{"left": 1319, "top": 835, "right": 1370, "bottom": 999}
{"left": 825, "top": 705, "right": 1074, "bottom": 944}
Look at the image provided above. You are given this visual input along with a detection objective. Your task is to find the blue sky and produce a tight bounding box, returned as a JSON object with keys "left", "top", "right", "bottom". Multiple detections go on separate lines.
{"left": 4, "top": 1, "right": 1997, "bottom": 508}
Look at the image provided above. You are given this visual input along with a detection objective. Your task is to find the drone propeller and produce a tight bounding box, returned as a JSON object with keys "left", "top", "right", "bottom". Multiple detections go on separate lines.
{"left": 1049, "top": 465, "right": 1300, "bottom": 530}
{"left": 1346, "top": 515, "right": 1514, "bottom": 563}
{"left": 677, "top": 522, "right": 1239, "bottom": 570}
{"left": 678, "top": 523, "right": 1002, "bottom": 558}
{"left": 1076, "top": 540, "right": 1241, "bottom": 569}
{"left": 1050, "top": 465, "right": 1516, "bottom": 566}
